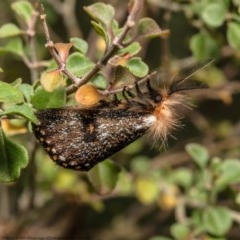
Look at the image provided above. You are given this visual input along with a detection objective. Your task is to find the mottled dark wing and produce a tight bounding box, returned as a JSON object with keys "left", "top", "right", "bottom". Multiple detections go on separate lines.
{"left": 32, "top": 107, "right": 154, "bottom": 171}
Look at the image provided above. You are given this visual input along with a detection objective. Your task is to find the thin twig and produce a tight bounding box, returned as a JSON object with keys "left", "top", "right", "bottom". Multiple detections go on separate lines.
{"left": 21, "top": 2, "right": 40, "bottom": 82}
{"left": 40, "top": 5, "right": 81, "bottom": 83}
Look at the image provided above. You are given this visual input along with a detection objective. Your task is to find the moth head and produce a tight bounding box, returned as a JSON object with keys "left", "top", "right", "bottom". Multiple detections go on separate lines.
{"left": 147, "top": 77, "right": 207, "bottom": 145}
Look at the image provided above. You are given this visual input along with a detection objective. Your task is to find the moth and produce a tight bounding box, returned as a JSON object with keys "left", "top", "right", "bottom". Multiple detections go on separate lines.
{"left": 32, "top": 73, "right": 207, "bottom": 171}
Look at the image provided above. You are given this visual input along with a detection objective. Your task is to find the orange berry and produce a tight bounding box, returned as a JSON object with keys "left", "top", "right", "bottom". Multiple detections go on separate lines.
{"left": 75, "top": 84, "right": 103, "bottom": 106}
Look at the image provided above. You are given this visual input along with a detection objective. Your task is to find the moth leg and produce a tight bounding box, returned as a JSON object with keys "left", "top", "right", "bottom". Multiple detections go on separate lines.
{"left": 146, "top": 79, "right": 154, "bottom": 92}
{"left": 122, "top": 86, "right": 130, "bottom": 103}
{"left": 113, "top": 94, "right": 121, "bottom": 105}
{"left": 126, "top": 89, "right": 135, "bottom": 98}
{"left": 147, "top": 80, "right": 162, "bottom": 103}
{"left": 135, "top": 81, "right": 143, "bottom": 97}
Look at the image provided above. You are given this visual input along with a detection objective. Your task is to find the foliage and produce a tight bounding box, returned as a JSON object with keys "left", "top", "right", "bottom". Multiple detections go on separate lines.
{"left": 0, "top": 0, "right": 240, "bottom": 239}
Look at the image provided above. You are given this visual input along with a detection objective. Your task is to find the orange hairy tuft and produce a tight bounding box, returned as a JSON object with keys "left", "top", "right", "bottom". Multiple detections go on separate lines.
{"left": 148, "top": 90, "right": 185, "bottom": 144}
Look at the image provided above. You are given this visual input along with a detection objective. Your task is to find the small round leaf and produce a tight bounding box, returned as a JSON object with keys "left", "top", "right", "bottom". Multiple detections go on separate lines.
{"left": 135, "top": 176, "right": 159, "bottom": 205}
{"left": 70, "top": 37, "right": 88, "bottom": 54}
{"left": 84, "top": 3, "right": 115, "bottom": 27}
{"left": 0, "top": 129, "right": 28, "bottom": 182}
{"left": 0, "top": 81, "right": 24, "bottom": 103}
{"left": 202, "top": 3, "right": 226, "bottom": 27}
{"left": 0, "top": 103, "right": 38, "bottom": 124}
{"left": 3, "top": 37, "right": 24, "bottom": 56}
{"left": 125, "top": 57, "right": 149, "bottom": 78}
{"left": 31, "top": 87, "right": 66, "bottom": 110}
{"left": 11, "top": 1, "right": 33, "bottom": 24}
{"left": 186, "top": 143, "right": 209, "bottom": 169}
{"left": 203, "top": 206, "right": 233, "bottom": 236}
{"left": 66, "top": 53, "right": 94, "bottom": 77}
{"left": 149, "top": 237, "right": 172, "bottom": 240}
{"left": 0, "top": 24, "right": 22, "bottom": 38}
{"left": 227, "top": 22, "right": 240, "bottom": 50}
{"left": 40, "top": 70, "right": 63, "bottom": 92}
{"left": 88, "top": 160, "right": 121, "bottom": 195}
{"left": 171, "top": 168, "right": 193, "bottom": 188}
{"left": 190, "top": 32, "right": 219, "bottom": 60}
{"left": 118, "top": 42, "right": 142, "bottom": 56}
{"left": 215, "top": 159, "right": 240, "bottom": 189}
{"left": 170, "top": 223, "right": 190, "bottom": 240}
{"left": 136, "top": 18, "right": 168, "bottom": 39}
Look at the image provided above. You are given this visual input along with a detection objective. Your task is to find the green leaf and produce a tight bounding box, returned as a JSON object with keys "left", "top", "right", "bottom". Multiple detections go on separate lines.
{"left": 170, "top": 223, "right": 190, "bottom": 240}
{"left": 66, "top": 52, "right": 94, "bottom": 77}
{"left": 235, "top": 192, "right": 240, "bottom": 205}
{"left": 203, "top": 206, "right": 232, "bottom": 236}
{"left": 11, "top": 1, "right": 33, "bottom": 24}
{"left": 18, "top": 83, "right": 33, "bottom": 103}
{"left": 0, "top": 103, "right": 38, "bottom": 124}
{"left": 0, "top": 23, "right": 22, "bottom": 38}
{"left": 135, "top": 176, "right": 159, "bottom": 205}
{"left": 125, "top": 57, "right": 149, "bottom": 78}
{"left": 215, "top": 159, "right": 240, "bottom": 189}
{"left": 111, "top": 66, "right": 135, "bottom": 90}
{"left": 202, "top": 3, "right": 226, "bottom": 28}
{"left": 40, "top": 70, "right": 63, "bottom": 92}
{"left": 91, "top": 74, "right": 108, "bottom": 89}
{"left": 91, "top": 21, "right": 106, "bottom": 38}
{"left": 31, "top": 87, "right": 66, "bottom": 110}
{"left": 91, "top": 21, "right": 110, "bottom": 47}
{"left": 190, "top": 32, "right": 219, "bottom": 61}
{"left": 171, "top": 168, "right": 193, "bottom": 188}
{"left": 232, "top": 13, "right": 240, "bottom": 23}
{"left": 118, "top": 42, "right": 142, "bottom": 56}
{"left": 136, "top": 17, "right": 164, "bottom": 39}
{"left": 53, "top": 170, "right": 82, "bottom": 195}
{"left": 84, "top": 3, "right": 115, "bottom": 27}
{"left": 0, "top": 37, "right": 24, "bottom": 56}
{"left": 149, "top": 237, "right": 172, "bottom": 240}
{"left": 131, "top": 156, "right": 150, "bottom": 174}
{"left": 10, "top": 78, "right": 22, "bottom": 87}
{"left": 0, "top": 81, "right": 24, "bottom": 103}
{"left": 186, "top": 143, "right": 209, "bottom": 169}
{"left": 70, "top": 37, "right": 88, "bottom": 54}
{"left": 6, "top": 37, "right": 24, "bottom": 56}
{"left": 116, "top": 171, "right": 133, "bottom": 195}
{"left": 0, "top": 128, "right": 28, "bottom": 182}
{"left": 227, "top": 22, "right": 240, "bottom": 50}
{"left": 191, "top": 210, "right": 205, "bottom": 233}
{"left": 88, "top": 159, "right": 121, "bottom": 195}
{"left": 123, "top": 139, "right": 143, "bottom": 155}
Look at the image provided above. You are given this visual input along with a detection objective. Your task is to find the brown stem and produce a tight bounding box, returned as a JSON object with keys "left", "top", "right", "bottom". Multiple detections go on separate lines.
{"left": 23, "top": 3, "right": 40, "bottom": 82}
